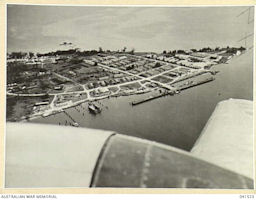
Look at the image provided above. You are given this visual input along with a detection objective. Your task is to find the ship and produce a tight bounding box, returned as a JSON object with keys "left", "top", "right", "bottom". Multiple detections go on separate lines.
{"left": 88, "top": 103, "right": 101, "bottom": 114}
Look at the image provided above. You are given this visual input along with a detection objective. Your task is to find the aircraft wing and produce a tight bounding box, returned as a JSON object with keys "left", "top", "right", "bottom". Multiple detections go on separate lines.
{"left": 5, "top": 98, "right": 254, "bottom": 190}
{"left": 191, "top": 99, "right": 253, "bottom": 179}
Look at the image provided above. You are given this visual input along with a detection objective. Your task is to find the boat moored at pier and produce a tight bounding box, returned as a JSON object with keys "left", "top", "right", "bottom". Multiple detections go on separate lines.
{"left": 88, "top": 103, "right": 102, "bottom": 114}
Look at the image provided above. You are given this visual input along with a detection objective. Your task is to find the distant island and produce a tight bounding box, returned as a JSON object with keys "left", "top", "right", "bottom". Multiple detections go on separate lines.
{"left": 6, "top": 46, "right": 246, "bottom": 123}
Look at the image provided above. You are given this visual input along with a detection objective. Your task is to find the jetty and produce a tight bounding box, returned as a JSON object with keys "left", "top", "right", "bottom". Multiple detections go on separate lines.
{"left": 131, "top": 77, "right": 215, "bottom": 106}
{"left": 131, "top": 90, "right": 173, "bottom": 106}
{"left": 178, "top": 77, "right": 215, "bottom": 91}
{"left": 63, "top": 110, "right": 79, "bottom": 127}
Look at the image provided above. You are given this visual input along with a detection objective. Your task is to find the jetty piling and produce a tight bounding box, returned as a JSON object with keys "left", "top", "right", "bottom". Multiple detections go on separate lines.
{"left": 63, "top": 110, "right": 79, "bottom": 127}
{"left": 131, "top": 77, "right": 215, "bottom": 106}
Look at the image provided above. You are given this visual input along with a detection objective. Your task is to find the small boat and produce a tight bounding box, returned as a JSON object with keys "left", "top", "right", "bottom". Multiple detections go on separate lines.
{"left": 42, "top": 112, "right": 52, "bottom": 117}
{"left": 72, "top": 122, "right": 79, "bottom": 127}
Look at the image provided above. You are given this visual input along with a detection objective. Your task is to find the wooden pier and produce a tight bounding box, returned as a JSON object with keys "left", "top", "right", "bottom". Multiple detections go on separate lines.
{"left": 131, "top": 91, "right": 174, "bottom": 106}
{"left": 178, "top": 77, "right": 215, "bottom": 91}
{"left": 131, "top": 77, "right": 215, "bottom": 106}
{"left": 63, "top": 110, "right": 79, "bottom": 127}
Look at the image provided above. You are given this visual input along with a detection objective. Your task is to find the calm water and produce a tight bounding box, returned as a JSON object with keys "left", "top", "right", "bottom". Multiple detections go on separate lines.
{"left": 32, "top": 51, "right": 253, "bottom": 151}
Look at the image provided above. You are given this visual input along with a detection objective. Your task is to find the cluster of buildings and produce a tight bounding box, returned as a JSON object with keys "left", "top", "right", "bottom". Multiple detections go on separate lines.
{"left": 85, "top": 75, "right": 139, "bottom": 90}
{"left": 84, "top": 54, "right": 160, "bottom": 75}
{"left": 7, "top": 70, "right": 62, "bottom": 94}
{"left": 7, "top": 53, "right": 59, "bottom": 65}
{"left": 145, "top": 51, "right": 227, "bottom": 69}
{"left": 139, "top": 64, "right": 176, "bottom": 78}
{"left": 7, "top": 47, "right": 245, "bottom": 121}
{"left": 90, "top": 87, "right": 111, "bottom": 97}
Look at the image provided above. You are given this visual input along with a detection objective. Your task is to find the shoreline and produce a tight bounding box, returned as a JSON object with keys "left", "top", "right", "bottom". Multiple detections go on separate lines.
{"left": 23, "top": 74, "right": 213, "bottom": 123}
{"left": 21, "top": 88, "right": 156, "bottom": 122}
{"left": 12, "top": 71, "right": 218, "bottom": 122}
{"left": 7, "top": 53, "right": 244, "bottom": 123}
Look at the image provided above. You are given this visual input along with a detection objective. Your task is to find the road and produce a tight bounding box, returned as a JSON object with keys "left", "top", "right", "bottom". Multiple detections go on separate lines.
{"left": 98, "top": 63, "right": 177, "bottom": 91}
{"left": 7, "top": 54, "right": 215, "bottom": 120}
{"left": 7, "top": 61, "right": 204, "bottom": 98}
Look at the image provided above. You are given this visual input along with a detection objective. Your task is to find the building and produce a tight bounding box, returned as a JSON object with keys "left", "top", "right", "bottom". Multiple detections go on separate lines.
{"left": 54, "top": 85, "right": 63, "bottom": 90}
{"left": 99, "top": 76, "right": 109, "bottom": 81}
{"left": 68, "top": 71, "right": 76, "bottom": 76}
{"left": 84, "top": 59, "right": 95, "bottom": 65}
{"left": 34, "top": 101, "right": 49, "bottom": 106}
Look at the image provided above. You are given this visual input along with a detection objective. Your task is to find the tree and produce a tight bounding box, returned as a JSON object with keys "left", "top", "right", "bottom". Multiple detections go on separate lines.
{"left": 215, "top": 47, "right": 220, "bottom": 51}
{"left": 154, "top": 62, "right": 161, "bottom": 68}
{"left": 163, "top": 50, "right": 167, "bottom": 54}
{"left": 29, "top": 52, "right": 34, "bottom": 58}
{"left": 42, "top": 93, "right": 50, "bottom": 99}
{"left": 69, "top": 57, "right": 83, "bottom": 64}
{"left": 122, "top": 47, "right": 127, "bottom": 52}
{"left": 239, "top": 46, "right": 246, "bottom": 51}
{"left": 130, "top": 48, "right": 135, "bottom": 55}
{"left": 171, "top": 50, "right": 177, "bottom": 55}
{"left": 200, "top": 47, "right": 212, "bottom": 52}
{"left": 10, "top": 52, "right": 25, "bottom": 59}
{"left": 177, "top": 50, "right": 185, "bottom": 54}
{"left": 98, "top": 47, "right": 103, "bottom": 53}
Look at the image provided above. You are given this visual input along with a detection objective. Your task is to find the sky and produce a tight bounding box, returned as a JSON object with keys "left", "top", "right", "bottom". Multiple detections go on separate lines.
{"left": 7, "top": 5, "right": 254, "bottom": 53}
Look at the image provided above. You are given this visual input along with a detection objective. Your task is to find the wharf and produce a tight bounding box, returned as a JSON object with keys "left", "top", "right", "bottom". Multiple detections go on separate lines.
{"left": 179, "top": 77, "right": 215, "bottom": 91}
{"left": 131, "top": 91, "right": 174, "bottom": 106}
{"left": 63, "top": 110, "right": 79, "bottom": 127}
{"left": 131, "top": 77, "right": 215, "bottom": 106}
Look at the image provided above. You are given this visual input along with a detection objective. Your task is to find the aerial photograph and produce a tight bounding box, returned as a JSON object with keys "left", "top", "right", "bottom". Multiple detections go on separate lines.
{"left": 5, "top": 5, "right": 254, "bottom": 189}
